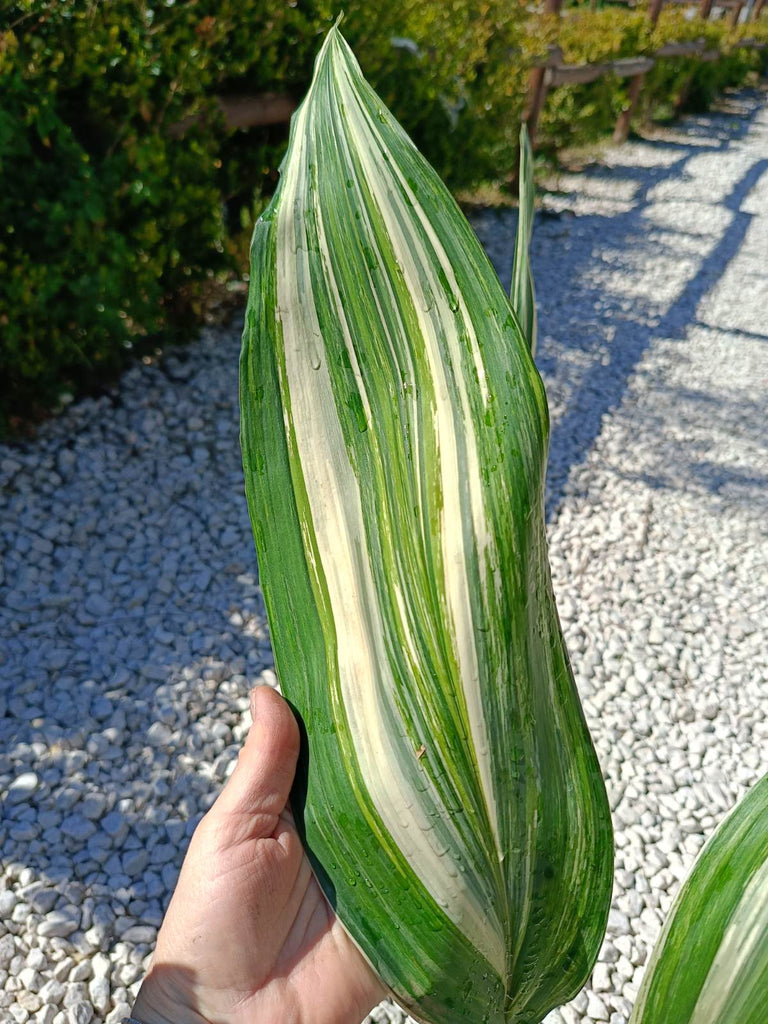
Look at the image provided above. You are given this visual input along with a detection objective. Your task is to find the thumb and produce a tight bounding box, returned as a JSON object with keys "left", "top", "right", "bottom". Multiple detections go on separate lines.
{"left": 212, "top": 684, "right": 301, "bottom": 836}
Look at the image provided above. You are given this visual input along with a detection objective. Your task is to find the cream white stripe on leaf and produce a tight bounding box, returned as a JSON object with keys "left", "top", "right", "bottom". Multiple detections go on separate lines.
{"left": 240, "top": 23, "right": 613, "bottom": 1024}
{"left": 690, "top": 857, "right": 768, "bottom": 1022}
{"left": 341, "top": 71, "right": 509, "bottom": 872}
{"left": 276, "top": 37, "right": 505, "bottom": 973}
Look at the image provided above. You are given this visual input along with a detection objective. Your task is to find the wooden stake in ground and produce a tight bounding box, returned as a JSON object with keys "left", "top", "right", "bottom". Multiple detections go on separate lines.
{"left": 613, "top": 0, "right": 665, "bottom": 144}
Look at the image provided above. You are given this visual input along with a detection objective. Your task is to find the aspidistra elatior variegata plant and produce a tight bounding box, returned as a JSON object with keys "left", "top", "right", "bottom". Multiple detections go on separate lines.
{"left": 240, "top": 25, "right": 613, "bottom": 1024}
{"left": 630, "top": 772, "right": 768, "bottom": 1024}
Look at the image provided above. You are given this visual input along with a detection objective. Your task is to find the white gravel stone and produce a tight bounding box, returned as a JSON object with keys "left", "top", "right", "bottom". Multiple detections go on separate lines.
{"left": 592, "top": 962, "right": 613, "bottom": 992}
{"left": 119, "top": 925, "right": 157, "bottom": 944}
{"left": 18, "top": 992, "right": 42, "bottom": 1013}
{"left": 37, "top": 979, "right": 65, "bottom": 1005}
{"left": 105, "top": 1005, "right": 132, "bottom": 1024}
{"left": 586, "top": 991, "right": 610, "bottom": 1021}
{"left": 51, "top": 959, "right": 75, "bottom": 983}
{"left": 88, "top": 977, "right": 110, "bottom": 1015}
{"left": 0, "top": 890, "right": 18, "bottom": 916}
{"left": 7, "top": 773, "right": 40, "bottom": 803}
{"left": 69, "top": 960, "right": 93, "bottom": 983}
{"left": 18, "top": 966, "right": 42, "bottom": 991}
{"left": 62, "top": 984, "right": 88, "bottom": 1008}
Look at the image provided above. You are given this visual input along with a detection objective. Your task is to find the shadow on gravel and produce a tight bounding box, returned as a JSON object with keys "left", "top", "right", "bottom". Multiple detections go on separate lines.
{"left": 507, "top": 91, "right": 767, "bottom": 519}
{"left": 0, "top": 341, "right": 279, "bottom": 955}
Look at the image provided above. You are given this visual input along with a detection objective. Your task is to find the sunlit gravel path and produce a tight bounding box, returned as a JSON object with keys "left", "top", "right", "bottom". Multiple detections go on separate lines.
{"left": 1, "top": 91, "right": 767, "bottom": 1024}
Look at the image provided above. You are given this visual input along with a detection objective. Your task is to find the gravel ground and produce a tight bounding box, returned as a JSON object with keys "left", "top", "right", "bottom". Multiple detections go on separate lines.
{"left": 2, "top": 90, "right": 767, "bottom": 1024}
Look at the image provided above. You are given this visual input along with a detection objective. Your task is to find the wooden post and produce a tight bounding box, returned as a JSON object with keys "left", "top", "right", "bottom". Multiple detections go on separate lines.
{"left": 525, "top": 0, "right": 564, "bottom": 139}
{"left": 613, "top": 0, "right": 664, "bottom": 144}
{"left": 524, "top": 65, "right": 548, "bottom": 150}
{"left": 700, "top": 0, "right": 715, "bottom": 19}
{"left": 523, "top": 0, "right": 564, "bottom": 149}
{"left": 613, "top": 75, "right": 645, "bottom": 143}
{"left": 542, "top": 0, "right": 564, "bottom": 19}
{"left": 731, "top": 2, "right": 744, "bottom": 26}
{"left": 751, "top": 0, "right": 766, "bottom": 20}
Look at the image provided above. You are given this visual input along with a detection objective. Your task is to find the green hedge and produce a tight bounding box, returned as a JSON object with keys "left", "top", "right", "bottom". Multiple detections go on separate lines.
{"left": 0, "top": 1, "right": 527, "bottom": 429}
{"left": 538, "top": 7, "right": 768, "bottom": 151}
{"left": 1, "top": 1, "right": 766, "bottom": 430}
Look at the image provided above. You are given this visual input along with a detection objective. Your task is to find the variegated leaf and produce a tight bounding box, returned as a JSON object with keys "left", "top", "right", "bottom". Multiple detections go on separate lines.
{"left": 240, "top": 25, "right": 612, "bottom": 1024}
{"left": 510, "top": 125, "right": 537, "bottom": 356}
{"left": 630, "top": 773, "right": 768, "bottom": 1024}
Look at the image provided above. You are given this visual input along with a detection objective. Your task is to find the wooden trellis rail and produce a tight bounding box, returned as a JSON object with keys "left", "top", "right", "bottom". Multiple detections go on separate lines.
{"left": 525, "top": 0, "right": 767, "bottom": 148}
{"left": 170, "top": 4, "right": 766, "bottom": 154}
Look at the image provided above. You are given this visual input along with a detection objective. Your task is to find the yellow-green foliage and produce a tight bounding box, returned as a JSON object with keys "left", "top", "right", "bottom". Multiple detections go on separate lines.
{"left": 644, "top": 10, "right": 768, "bottom": 117}
{"left": 534, "top": 5, "right": 768, "bottom": 152}
{"left": 557, "top": 8, "right": 651, "bottom": 61}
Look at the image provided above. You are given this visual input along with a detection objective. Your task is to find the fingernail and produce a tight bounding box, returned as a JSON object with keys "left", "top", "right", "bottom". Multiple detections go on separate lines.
{"left": 249, "top": 687, "right": 259, "bottom": 719}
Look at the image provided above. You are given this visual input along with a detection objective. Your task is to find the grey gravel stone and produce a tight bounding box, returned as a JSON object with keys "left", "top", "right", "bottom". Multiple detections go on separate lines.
{"left": 119, "top": 925, "right": 157, "bottom": 944}
{"left": 7, "top": 773, "right": 39, "bottom": 803}
{"left": 38, "top": 909, "right": 80, "bottom": 938}
{"left": 66, "top": 1004, "right": 93, "bottom": 1024}
{"left": 79, "top": 794, "right": 108, "bottom": 821}
{"left": 26, "top": 889, "right": 58, "bottom": 915}
{"left": 146, "top": 722, "right": 173, "bottom": 747}
{"left": 0, "top": 933, "right": 17, "bottom": 967}
{"left": 122, "top": 850, "right": 148, "bottom": 877}
{"left": 60, "top": 816, "right": 97, "bottom": 842}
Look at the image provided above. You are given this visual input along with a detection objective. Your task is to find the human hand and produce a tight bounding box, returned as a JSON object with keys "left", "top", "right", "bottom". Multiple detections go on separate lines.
{"left": 132, "top": 685, "right": 387, "bottom": 1024}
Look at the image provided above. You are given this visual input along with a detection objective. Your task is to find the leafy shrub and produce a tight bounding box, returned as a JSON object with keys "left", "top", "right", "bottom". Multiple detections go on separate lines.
{"left": 0, "top": 0, "right": 527, "bottom": 430}
{"left": 641, "top": 11, "right": 767, "bottom": 116}
{"left": 0, "top": 0, "right": 324, "bottom": 427}
{"left": 534, "top": 6, "right": 768, "bottom": 152}
{"left": 1, "top": 1, "right": 765, "bottom": 431}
